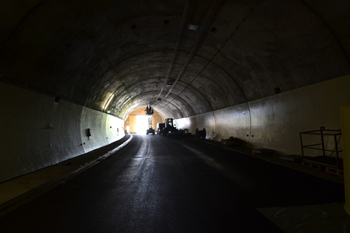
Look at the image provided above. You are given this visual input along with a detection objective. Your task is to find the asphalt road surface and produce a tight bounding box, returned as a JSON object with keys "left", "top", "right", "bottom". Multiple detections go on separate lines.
{"left": 0, "top": 135, "right": 345, "bottom": 232}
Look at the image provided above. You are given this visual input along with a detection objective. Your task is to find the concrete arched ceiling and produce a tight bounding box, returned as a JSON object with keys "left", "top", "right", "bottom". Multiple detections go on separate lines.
{"left": 0, "top": 0, "right": 349, "bottom": 120}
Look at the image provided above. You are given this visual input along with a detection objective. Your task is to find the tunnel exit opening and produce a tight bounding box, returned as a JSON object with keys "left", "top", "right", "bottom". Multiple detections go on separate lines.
{"left": 136, "top": 115, "right": 151, "bottom": 135}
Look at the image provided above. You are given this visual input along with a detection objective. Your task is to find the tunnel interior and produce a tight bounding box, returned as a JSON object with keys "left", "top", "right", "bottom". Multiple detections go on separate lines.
{"left": 0, "top": 0, "right": 349, "bottom": 182}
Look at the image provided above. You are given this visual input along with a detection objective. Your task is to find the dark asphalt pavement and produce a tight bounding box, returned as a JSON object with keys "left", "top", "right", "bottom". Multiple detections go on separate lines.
{"left": 0, "top": 135, "right": 345, "bottom": 232}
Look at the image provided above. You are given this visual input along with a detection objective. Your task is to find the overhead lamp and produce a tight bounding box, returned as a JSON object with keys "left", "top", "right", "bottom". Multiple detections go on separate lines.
{"left": 103, "top": 94, "right": 114, "bottom": 111}
{"left": 145, "top": 105, "right": 154, "bottom": 115}
{"left": 188, "top": 24, "right": 199, "bottom": 30}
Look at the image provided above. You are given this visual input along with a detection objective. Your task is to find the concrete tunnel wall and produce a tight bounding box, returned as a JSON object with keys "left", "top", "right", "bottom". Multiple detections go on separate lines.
{"left": 0, "top": 82, "right": 125, "bottom": 183}
{"left": 0, "top": 0, "right": 349, "bottom": 184}
{"left": 175, "top": 74, "right": 350, "bottom": 156}
{"left": 0, "top": 75, "right": 349, "bottom": 183}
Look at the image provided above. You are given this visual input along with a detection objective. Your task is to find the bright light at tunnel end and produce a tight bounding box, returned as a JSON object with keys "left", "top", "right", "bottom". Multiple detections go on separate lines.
{"left": 136, "top": 115, "right": 149, "bottom": 135}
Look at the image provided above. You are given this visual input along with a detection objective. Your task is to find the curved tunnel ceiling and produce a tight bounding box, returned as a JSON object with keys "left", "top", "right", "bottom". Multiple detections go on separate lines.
{"left": 0, "top": 0, "right": 349, "bottom": 120}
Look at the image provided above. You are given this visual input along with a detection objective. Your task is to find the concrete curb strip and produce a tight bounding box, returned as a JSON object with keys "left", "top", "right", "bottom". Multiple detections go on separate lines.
{"left": 0, "top": 135, "right": 133, "bottom": 217}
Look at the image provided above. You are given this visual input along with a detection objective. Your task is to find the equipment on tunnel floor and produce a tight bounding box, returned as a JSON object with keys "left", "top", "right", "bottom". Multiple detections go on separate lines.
{"left": 300, "top": 127, "right": 343, "bottom": 175}
{"left": 163, "top": 118, "right": 177, "bottom": 136}
{"left": 157, "top": 118, "right": 177, "bottom": 136}
{"left": 146, "top": 128, "right": 155, "bottom": 135}
{"left": 157, "top": 119, "right": 192, "bottom": 138}
{"left": 195, "top": 128, "right": 206, "bottom": 139}
{"left": 168, "top": 129, "right": 192, "bottom": 139}
{"left": 156, "top": 123, "right": 165, "bottom": 135}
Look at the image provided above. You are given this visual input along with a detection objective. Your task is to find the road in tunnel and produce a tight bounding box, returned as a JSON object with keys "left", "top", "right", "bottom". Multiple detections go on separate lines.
{"left": 0, "top": 135, "right": 345, "bottom": 232}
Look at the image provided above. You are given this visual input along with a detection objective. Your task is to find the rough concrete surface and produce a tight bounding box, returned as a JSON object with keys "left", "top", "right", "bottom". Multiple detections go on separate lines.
{"left": 0, "top": 0, "right": 349, "bottom": 181}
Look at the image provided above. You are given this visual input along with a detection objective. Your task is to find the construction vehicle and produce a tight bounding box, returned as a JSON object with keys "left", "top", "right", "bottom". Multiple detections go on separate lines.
{"left": 156, "top": 123, "right": 165, "bottom": 135}
{"left": 157, "top": 118, "right": 193, "bottom": 138}
{"left": 157, "top": 118, "right": 176, "bottom": 136}
{"left": 146, "top": 128, "right": 155, "bottom": 135}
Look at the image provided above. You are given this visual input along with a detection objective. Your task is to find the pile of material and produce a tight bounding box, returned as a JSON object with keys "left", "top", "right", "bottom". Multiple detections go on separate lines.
{"left": 168, "top": 129, "right": 192, "bottom": 138}
{"left": 252, "top": 149, "right": 275, "bottom": 155}
{"left": 220, "top": 137, "right": 244, "bottom": 147}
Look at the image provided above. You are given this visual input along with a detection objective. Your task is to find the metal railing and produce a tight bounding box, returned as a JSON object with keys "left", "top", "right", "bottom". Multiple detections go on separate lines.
{"left": 300, "top": 127, "right": 343, "bottom": 169}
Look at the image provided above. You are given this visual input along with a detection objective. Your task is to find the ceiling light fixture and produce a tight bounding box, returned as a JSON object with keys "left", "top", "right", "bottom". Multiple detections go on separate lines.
{"left": 103, "top": 94, "right": 114, "bottom": 111}
{"left": 188, "top": 24, "right": 199, "bottom": 30}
